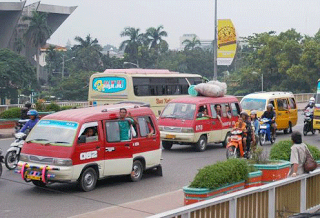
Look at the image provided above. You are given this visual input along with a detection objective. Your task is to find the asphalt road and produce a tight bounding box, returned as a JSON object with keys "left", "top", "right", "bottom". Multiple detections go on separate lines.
{"left": 0, "top": 114, "right": 319, "bottom": 218}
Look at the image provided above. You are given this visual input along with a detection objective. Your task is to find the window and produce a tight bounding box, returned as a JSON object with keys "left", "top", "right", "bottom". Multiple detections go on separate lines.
{"left": 106, "top": 121, "right": 132, "bottom": 142}
{"left": 78, "top": 122, "right": 99, "bottom": 143}
{"left": 132, "top": 77, "right": 202, "bottom": 96}
{"left": 210, "top": 104, "right": 217, "bottom": 118}
{"left": 161, "top": 103, "right": 196, "bottom": 120}
{"left": 138, "top": 117, "right": 154, "bottom": 137}
{"left": 241, "top": 98, "right": 266, "bottom": 111}
{"left": 231, "top": 103, "right": 240, "bottom": 116}
{"left": 289, "top": 98, "right": 296, "bottom": 109}
{"left": 276, "top": 99, "right": 288, "bottom": 111}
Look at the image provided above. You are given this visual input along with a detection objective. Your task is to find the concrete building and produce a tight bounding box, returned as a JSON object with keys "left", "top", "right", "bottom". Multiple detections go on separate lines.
{"left": 0, "top": 1, "right": 77, "bottom": 81}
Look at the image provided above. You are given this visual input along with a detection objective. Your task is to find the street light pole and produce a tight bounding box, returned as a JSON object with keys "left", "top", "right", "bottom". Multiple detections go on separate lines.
{"left": 261, "top": 73, "right": 264, "bottom": 92}
{"left": 61, "top": 56, "right": 75, "bottom": 78}
{"left": 213, "top": 0, "right": 218, "bottom": 80}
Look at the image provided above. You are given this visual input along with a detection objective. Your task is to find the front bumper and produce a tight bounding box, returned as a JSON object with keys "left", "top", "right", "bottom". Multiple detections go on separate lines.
{"left": 16, "top": 161, "right": 74, "bottom": 183}
{"left": 160, "top": 131, "right": 197, "bottom": 143}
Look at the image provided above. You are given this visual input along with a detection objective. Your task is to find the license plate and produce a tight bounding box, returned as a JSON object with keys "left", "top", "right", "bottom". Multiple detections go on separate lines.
{"left": 27, "top": 175, "right": 41, "bottom": 181}
{"left": 260, "top": 126, "right": 267, "bottom": 129}
{"left": 166, "top": 134, "right": 176, "bottom": 139}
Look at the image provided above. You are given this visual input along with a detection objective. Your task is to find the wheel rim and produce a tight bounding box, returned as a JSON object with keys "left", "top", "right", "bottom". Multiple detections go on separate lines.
{"left": 199, "top": 139, "right": 206, "bottom": 150}
{"left": 6, "top": 152, "right": 17, "bottom": 169}
{"left": 84, "top": 172, "right": 94, "bottom": 188}
{"left": 132, "top": 164, "right": 141, "bottom": 179}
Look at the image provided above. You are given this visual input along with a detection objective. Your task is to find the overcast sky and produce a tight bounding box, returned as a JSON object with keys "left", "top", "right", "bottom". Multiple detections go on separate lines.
{"left": 5, "top": 0, "right": 320, "bottom": 49}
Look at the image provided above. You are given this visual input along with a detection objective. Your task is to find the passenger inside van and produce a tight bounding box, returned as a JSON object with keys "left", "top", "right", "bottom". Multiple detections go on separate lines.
{"left": 197, "top": 106, "right": 211, "bottom": 120}
{"left": 214, "top": 104, "right": 223, "bottom": 124}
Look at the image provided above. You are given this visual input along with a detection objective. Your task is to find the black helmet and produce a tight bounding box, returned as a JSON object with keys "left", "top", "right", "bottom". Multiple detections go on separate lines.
{"left": 24, "top": 102, "right": 32, "bottom": 108}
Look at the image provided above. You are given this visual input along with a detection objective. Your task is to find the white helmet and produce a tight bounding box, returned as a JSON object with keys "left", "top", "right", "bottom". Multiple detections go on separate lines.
{"left": 310, "top": 97, "right": 315, "bottom": 103}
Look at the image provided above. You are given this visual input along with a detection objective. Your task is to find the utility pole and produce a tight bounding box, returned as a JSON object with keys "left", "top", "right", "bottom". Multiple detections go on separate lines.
{"left": 213, "top": 0, "right": 218, "bottom": 80}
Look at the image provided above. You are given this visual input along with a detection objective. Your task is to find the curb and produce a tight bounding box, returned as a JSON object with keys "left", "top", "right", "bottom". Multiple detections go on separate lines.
{"left": 0, "top": 133, "right": 14, "bottom": 139}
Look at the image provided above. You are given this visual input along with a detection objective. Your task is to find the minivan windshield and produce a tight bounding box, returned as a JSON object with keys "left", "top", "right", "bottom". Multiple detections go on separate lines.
{"left": 241, "top": 98, "right": 266, "bottom": 111}
{"left": 26, "top": 120, "right": 79, "bottom": 147}
{"left": 161, "top": 103, "right": 196, "bottom": 120}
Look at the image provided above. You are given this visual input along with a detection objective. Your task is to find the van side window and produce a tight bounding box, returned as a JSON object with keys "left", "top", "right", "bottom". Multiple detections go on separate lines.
{"left": 289, "top": 98, "right": 296, "bottom": 109}
{"left": 78, "top": 122, "right": 99, "bottom": 143}
{"left": 106, "top": 121, "right": 132, "bottom": 142}
{"left": 138, "top": 117, "right": 154, "bottom": 137}
{"left": 231, "top": 103, "right": 240, "bottom": 116}
{"left": 210, "top": 104, "right": 217, "bottom": 118}
{"left": 277, "top": 99, "right": 288, "bottom": 111}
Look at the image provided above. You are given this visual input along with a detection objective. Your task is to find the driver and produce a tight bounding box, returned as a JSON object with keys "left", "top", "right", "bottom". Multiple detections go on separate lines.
{"left": 261, "top": 104, "right": 276, "bottom": 138}
{"left": 20, "top": 110, "right": 39, "bottom": 133}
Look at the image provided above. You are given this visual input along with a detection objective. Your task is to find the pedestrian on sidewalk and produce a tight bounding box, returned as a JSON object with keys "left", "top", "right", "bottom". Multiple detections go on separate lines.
{"left": 288, "top": 131, "right": 308, "bottom": 177}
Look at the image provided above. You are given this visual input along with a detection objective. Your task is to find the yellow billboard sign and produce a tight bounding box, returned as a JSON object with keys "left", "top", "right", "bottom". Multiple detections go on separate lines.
{"left": 217, "top": 19, "right": 237, "bottom": 66}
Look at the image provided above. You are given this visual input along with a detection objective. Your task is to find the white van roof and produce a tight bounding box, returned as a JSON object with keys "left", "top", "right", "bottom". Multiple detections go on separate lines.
{"left": 242, "top": 92, "right": 294, "bottom": 100}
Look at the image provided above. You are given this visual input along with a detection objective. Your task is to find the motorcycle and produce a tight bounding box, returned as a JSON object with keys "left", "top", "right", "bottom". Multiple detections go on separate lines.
{"left": 5, "top": 132, "right": 26, "bottom": 170}
{"left": 0, "top": 148, "right": 4, "bottom": 177}
{"left": 15, "top": 119, "right": 29, "bottom": 133}
{"left": 259, "top": 118, "right": 275, "bottom": 146}
{"left": 303, "top": 108, "right": 314, "bottom": 136}
{"left": 226, "top": 129, "right": 246, "bottom": 159}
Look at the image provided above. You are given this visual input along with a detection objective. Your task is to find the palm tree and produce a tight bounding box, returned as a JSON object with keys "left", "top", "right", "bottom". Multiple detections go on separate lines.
{"left": 120, "top": 27, "right": 144, "bottom": 62}
{"left": 13, "top": 37, "right": 25, "bottom": 54}
{"left": 73, "top": 34, "right": 102, "bottom": 52}
{"left": 183, "top": 36, "right": 201, "bottom": 50}
{"left": 23, "top": 11, "right": 52, "bottom": 82}
{"left": 146, "top": 25, "right": 168, "bottom": 52}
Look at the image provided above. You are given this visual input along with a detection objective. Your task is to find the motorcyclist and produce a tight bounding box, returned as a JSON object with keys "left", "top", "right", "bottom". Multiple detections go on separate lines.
{"left": 240, "top": 111, "right": 253, "bottom": 156}
{"left": 20, "top": 110, "right": 39, "bottom": 133}
{"left": 20, "top": 102, "right": 32, "bottom": 119}
{"left": 262, "top": 104, "right": 276, "bottom": 138}
{"left": 304, "top": 97, "right": 315, "bottom": 110}
{"left": 233, "top": 116, "right": 247, "bottom": 149}
{"left": 250, "top": 110, "right": 259, "bottom": 148}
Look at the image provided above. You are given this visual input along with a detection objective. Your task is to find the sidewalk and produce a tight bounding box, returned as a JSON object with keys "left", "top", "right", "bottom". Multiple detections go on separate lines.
{"left": 69, "top": 189, "right": 184, "bottom": 218}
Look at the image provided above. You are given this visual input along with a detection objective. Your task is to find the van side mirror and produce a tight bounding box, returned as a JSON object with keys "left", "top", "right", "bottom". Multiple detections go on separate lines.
{"left": 78, "top": 135, "right": 86, "bottom": 144}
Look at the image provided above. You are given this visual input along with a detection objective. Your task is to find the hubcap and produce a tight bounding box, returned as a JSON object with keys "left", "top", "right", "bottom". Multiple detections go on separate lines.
{"left": 84, "top": 173, "right": 94, "bottom": 187}
{"left": 200, "top": 139, "right": 206, "bottom": 150}
{"left": 132, "top": 165, "right": 141, "bottom": 178}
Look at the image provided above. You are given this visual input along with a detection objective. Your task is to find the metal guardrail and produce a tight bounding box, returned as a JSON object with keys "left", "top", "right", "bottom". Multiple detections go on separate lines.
{"left": 148, "top": 169, "right": 320, "bottom": 218}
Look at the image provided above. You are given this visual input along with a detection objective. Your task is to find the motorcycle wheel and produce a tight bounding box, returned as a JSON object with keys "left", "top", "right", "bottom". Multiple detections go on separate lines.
{"left": 303, "top": 125, "right": 308, "bottom": 136}
{"left": 226, "top": 146, "right": 238, "bottom": 159}
{"left": 271, "top": 134, "right": 276, "bottom": 144}
{"left": 5, "top": 151, "right": 18, "bottom": 170}
{"left": 259, "top": 133, "right": 266, "bottom": 146}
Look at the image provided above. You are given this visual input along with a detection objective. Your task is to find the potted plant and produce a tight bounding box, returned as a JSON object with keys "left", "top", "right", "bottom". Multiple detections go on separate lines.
{"left": 248, "top": 146, "right": 291, "bottom": 184}
{"left": 183, "top": 159, "right": 249, "bottom": 205}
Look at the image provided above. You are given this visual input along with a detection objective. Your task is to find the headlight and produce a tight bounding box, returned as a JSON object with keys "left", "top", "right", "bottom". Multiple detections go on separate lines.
{"left": 53, "top": 158, "right": 72, "bottom": 166}
{"left": 19, "top": 153, "right": 29, "bottom": 162}
{"left": 158, "top": 126, "right": 164, "bottom": 131}
{"left": 181, "top": 128, "right": 194, "bottom": 133}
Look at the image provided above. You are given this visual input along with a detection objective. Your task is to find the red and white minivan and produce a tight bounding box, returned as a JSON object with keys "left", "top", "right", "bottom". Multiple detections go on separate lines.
{"left": 158, "top": 96, "right": 241, "bottom": 151}
{"left": 17, "top": 104, "right": 162, "bottom": 191}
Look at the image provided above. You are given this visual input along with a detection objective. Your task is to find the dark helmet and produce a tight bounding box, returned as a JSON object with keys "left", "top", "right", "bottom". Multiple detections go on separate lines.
{"left": 240, "top": 111, "right": 249, "bottom": 117}
{"left": 267, "top": 104, "right": 273, "bottom": 109}
{"left": 24, "top": 102, "right": 32, "bottom": 108}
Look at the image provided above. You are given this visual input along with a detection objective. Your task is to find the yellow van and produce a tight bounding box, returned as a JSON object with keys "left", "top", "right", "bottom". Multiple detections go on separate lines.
{"left": 240, "top": 92, "right": 298, "bottom": 134}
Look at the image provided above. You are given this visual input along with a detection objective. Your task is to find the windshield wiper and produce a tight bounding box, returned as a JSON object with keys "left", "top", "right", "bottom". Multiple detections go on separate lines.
{"left": 26, "top": 139, "right": 49, "bottom": 143}
{"left": 52, "top": 141, "right": 69, "bottom": 144}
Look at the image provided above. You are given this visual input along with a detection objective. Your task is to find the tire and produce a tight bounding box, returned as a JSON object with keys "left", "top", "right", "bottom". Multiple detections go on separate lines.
{"left": 288, "top": 122, "right": 293, "bottom": 133}
{"left": 222, "top": 132, "right": 231, "bottom": 148}
{"left": 259, "top": 133, "right": 266, "bottom": 146}
{"left": 0, "top": 163, "right": 2, "bottom": 177}
{"left": 303, "top": 125, "right": 308, "bottom": 136}
{"left": 271, "top": 134, "right": 276, "bottom": 144}
{"left": 32, "top": 180, "right": 47, "bottom": 187}
{"left": 130, "top": 160, "right": 143, "bottom": 182}
{"left": 195, "top": 135, "right": 207, "bottom": 152}
{"left": 162, "top": 141, "right": 173, "bottom": 150}
{"left": 5, "top": 151, "right": 18, "bottom": 170}
{"left": 283, "top": 128, "right": 288, "bottom": 134}
{"left": 226, "top": 146, "right": 238, "bottom": 159}
{"left": 79, "top": 167, "right": 97, "bottom": 192}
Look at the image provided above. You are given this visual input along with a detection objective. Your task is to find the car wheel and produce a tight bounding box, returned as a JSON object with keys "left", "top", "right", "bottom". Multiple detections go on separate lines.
{"left": 130, "top": 160, "right": 143, "bottom": 182}
{"left": 195, "top": 135, "right": 207, "bottom": 152}
{"left": 222, "top": 132, "right": 231, "bottom": 148}
{"left": 79, "top": 167, "right": 97, "bottom": 192}
{"left": 288, "top": 122, "right": 292, "bottom": 133}
{"left": 32, "top": 180, "right": 47, "bottom": 188}
{"left": 162, "top": 141, "right": 173, "bottom": 150}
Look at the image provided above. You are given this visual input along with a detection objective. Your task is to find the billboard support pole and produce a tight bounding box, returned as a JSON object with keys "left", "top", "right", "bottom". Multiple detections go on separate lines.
{"left": 213, "top": 0, "right": 218, "bottom": 80}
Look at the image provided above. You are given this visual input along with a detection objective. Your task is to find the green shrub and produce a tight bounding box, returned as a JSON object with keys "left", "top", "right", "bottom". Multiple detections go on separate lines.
{"left": 270, "top": 140, "right": 320, "bottom": 161}
{"left": 60, "top": 106, "right": 74, "bottom": 111}
{"left": 0, "top": 107, "right": 21, "bottom": 119}
{"left": 45, "top": 102, "right": 60, "bottom": 112}
{"left": 189, "top": 159, "right": 249, "bottom": 189}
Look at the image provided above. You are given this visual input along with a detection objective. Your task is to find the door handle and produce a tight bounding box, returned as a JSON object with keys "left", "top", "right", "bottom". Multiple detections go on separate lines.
{"left": 124, "top": 144, "right": 130, "bottom": 147}
{"left": 96, "top": 146, "right": 100, "bottom": 149}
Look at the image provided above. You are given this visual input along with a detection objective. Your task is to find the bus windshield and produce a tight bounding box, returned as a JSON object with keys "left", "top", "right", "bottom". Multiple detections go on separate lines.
{"left": 161, "top": 103, "right": 196, "bottom": 120}
{"left": 241, "top": 98, "right": 266, "bottom": 111}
